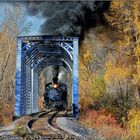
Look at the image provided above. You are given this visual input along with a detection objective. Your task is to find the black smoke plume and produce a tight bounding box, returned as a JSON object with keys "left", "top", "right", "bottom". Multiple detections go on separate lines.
{"left": 24, "top": 1, "right": 110, "bottom": 37}
{"left": 23, "top": 1, "right": 110, "bottom": 81}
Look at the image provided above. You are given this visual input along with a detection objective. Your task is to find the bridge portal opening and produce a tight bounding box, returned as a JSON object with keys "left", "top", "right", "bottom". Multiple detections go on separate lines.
{"left": 14, "top": 36, "right": 78, "bottom": 118}
{"left": 38, "top": 66, "right": 72, "bottom": 111}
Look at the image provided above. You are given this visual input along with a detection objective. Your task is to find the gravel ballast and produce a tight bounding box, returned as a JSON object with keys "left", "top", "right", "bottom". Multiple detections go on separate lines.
{"left": 56, "top": 117, "right": 105, "bottom": 140}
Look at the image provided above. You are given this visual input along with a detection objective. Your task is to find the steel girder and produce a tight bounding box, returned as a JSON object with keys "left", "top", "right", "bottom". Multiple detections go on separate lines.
{"left": 14, "top": 36, "right": 78, "bottom": 118}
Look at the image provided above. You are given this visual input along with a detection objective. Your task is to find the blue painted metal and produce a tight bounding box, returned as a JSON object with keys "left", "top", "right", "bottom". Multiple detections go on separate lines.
{"left": 15, "top": 38, "right": 22, "bottom": 116}
{"left": 72, "top": 37, "right": 79, "bottom": 119}
{"left": 14, "top": 36, "right": 79, "bottom": 117}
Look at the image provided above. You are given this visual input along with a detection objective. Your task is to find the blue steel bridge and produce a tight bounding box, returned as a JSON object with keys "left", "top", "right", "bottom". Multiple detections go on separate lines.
{"left": 14, "top": 36, "right": 79, "bottom": 118}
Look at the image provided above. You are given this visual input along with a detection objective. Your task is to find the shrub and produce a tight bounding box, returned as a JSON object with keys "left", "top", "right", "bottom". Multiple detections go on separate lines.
{"left": 79, "top": 76, "right": 106, "bottom": 110}
{"left": 81, "top": 109, "right": 119, "bottom": 127}
{"left": 80, "top": 109, "right": 128, "bottom": 139}
{"left": 13, "top": 125, "right": 29, "bottom": 138}
{"left": 13, "top": 125, "right": 37, "bottom": 139}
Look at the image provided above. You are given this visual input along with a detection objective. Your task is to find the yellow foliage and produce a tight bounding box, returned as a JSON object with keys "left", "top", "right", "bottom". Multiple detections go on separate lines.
{"left": 134, "top": 47, "right": 140, "bottom": 58}
{"left": 105, "top": 0, "right": 140, "bottom": 87}
{"left": 79, "top": 38, "right": 106, "bottom": 109}
{"left": 83, "top": 52, "right": 93, "bottom": 63}
{"left": 133, "top": 60, "right": 140, "bottom": 85}
{"left": 134, "top": 45, "right": 140, "bottom": 87}
{"left": 80, "top": 40, "right": 93, "bottom": 64}
{"left": 104, "top": 61, "right": 130, "bottom": 83}
{"left": 128, "top": 108, "right": 140, "bottom": 139}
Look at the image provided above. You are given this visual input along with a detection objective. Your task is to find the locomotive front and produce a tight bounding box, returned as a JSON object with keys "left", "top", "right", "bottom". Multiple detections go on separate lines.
{"left": 43, "top": 77, "right": 68, "bottom": 110}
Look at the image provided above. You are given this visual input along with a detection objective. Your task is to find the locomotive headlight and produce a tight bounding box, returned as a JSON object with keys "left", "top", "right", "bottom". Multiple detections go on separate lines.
{"left": 53, "top": 83, "right": 58, "bottom": 88}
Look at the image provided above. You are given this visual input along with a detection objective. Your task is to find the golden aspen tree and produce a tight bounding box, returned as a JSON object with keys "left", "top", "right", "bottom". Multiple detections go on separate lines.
{"left": 105, "top": 0, "right": 140, "bottom": 97}
{"left": 103, "top": 0, "right": 140, "bottom": 123}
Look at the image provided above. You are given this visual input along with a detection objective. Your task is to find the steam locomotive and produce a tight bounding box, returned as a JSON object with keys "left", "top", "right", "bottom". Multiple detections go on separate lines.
{"left": 43, "top": 77, "right": 68, "bottom": 110}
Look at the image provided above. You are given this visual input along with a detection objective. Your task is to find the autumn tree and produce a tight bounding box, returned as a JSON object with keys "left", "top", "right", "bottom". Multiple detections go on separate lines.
{"left": 0, "top": 5, "right": 31, "bottom": 101}
{"left": 102, "top": 61, "right": 139, "bottom": 123}
{"left": 98, "top": 0, "right": 140, "bottom": 124}
{"left": 105, "top": 0, "right": 140, "bottom": 100}
{"left": 0, "top": 5, "right": 31, "bottom": 125}
{"left": 79, "top": 33, "right": 106, "bottom": 110}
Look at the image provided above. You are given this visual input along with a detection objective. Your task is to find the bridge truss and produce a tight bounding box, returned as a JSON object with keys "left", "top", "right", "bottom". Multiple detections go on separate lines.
{"left": 14, "top": 36, "right": 79, "bottom": 118}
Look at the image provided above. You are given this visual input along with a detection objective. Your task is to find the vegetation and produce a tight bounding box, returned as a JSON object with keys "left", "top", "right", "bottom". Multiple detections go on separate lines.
{"left": 127, "top": 109, "right": 140, "bottom": 140}
{"left": 0, "top": 5, "right": 31, "bottom": 126}
{"left": 13, "top": 125, "right": 29, "bottom": 138}
{"left": 80, "top": 109, "right": 128, "bottom": 140}
{"left": 13, "top": 124, "right": 36, "bottom": 139}
{"left": 79, "top": 0, "right": 140, "bottom": 139}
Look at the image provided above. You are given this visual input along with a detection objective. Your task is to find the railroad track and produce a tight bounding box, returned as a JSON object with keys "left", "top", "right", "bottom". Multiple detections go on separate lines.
{"left": 26, "top": 110, "right": 54, "bottom": 139}
{"left": 0, "top": 110, "right": 102, "bottom": 140}
{"left": 46, "top": 110, "right": 76, "bottom": 139}
{"left": 0, "top": 130, "right": 12, "bottom": 136}
{"left": 26, "top": 110, "right": 76, "bottom": 139}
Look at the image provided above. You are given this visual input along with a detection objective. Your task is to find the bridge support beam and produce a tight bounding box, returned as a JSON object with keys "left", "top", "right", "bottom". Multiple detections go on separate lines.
{"left": 72, "top": 38, "right": 79, "bottom": 119}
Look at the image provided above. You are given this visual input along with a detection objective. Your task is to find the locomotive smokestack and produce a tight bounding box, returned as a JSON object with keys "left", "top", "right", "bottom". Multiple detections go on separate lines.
{"left": 52, "top": 65, "right": 59, "bottom": 80}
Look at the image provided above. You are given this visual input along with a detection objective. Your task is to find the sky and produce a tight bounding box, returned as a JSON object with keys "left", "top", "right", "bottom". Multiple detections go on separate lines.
{"left": 23, "top": 15, "right": 45, "bottom": 35}
{"left": 0, "top": 2, "right": 45, "bottom": 36}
